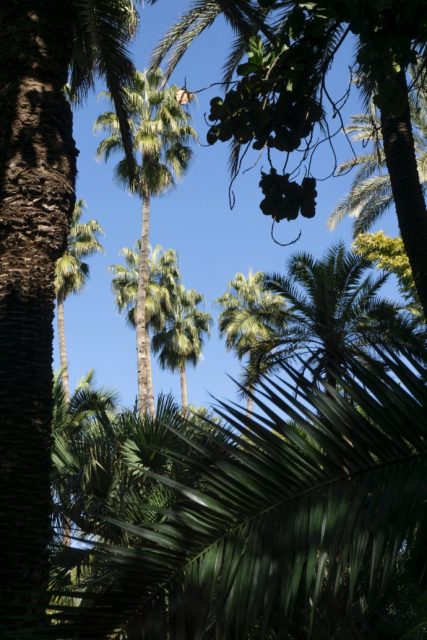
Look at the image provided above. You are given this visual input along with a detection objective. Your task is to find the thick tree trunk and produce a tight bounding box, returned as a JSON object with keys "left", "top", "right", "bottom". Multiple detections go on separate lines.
{"left": 378, "top": 70, "right": 427, "bottom": 319}
{"left": 146, "top": 325, "right": 155, "bottom": 417}
{"left": 0, "top": 3, "right": 77, "bottom": 627}
{"left": 136, "top": 193, "right": 151, "bottom": 415}
{"left": 57, "top": 297, "right": 71, "bottom": 402}
{"left": 180, "top": 363, "right": 189, "bottom": 411}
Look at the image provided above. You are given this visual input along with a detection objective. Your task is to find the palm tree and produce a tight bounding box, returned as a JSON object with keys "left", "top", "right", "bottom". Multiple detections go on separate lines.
{"left": 110, "top": 244, "right": 180, "bottom": 415}
{"left": 45, "top": 347, "right": 427, "bottom": 639}
{"left": 328, "top": 91, "right": 427, "bottom": 236}
{"left": 95, "top": 69, "right": 197, "bottom": 416}
{"left": 152, "top": 285, "right": 212, "bottom": 411}
{"left": 0, "top": 2, "right": 139, "bottom": 622}
{"left": 55, "top": 200, "right": 103, "bottom": 402}
{"left": 216, "top": 270, "right": 285, "bottom": 412}
{"left": 260, "top": 243, "right": 423, "bottom": 388}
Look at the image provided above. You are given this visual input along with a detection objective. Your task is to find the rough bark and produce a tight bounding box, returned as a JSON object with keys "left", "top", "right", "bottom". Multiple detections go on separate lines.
{"left": 146, "top": 325, "right": 155, "bottom": 417}
{"left": 57, "top": 296, "right": 71, "bottom": 402}
{"left": 378, "top": 70, "right": 427, "bottom": 319}
{"left": 0, "top": 2, "right": 77, "bottom": 626}
{"left": 180, "top": 363, "right": 189, "bottom": 411}
{"left": 136, "top": 194, "right": 150, "bottom": 415}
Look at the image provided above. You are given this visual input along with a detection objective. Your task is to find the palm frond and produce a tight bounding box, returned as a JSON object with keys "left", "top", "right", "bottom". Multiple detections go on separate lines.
{"left": 45, "top": 349, "right": 427, "bottom": 639}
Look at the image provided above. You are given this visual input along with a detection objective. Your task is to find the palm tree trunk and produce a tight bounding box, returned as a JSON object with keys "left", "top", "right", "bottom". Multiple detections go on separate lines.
{"left": 136, "top": 192, "right": 151, "bottom": 415}
{"left": 378, "top": 70, "right": 427, "bottom": 319}
{"left": 246, "top": 388, "right": 254, "bottom": 416}
{"left": 146, "top": 324, "right": 155, "bottom": 416}
{"left": 57, "top": 297, "right": 71, "bottom": 402}
{"left": 0, "top": 4, "right": 77, "bottom": 627}
{"left": 180, "top": 363, "right": 189, "bottom": 411}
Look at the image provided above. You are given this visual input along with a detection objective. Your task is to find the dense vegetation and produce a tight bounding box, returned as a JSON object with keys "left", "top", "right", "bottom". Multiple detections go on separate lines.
{"left": 0, "top": 1, "right": 426, "bottom": 637}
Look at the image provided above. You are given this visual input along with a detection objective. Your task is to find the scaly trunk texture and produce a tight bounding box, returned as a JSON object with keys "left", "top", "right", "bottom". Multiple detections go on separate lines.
{"left": 180, "top": 363, "right": 189, "bottom": 411}
{"left": 0, "top": 3, "right": 77, "bottom": 627}
{"left": 57, "top": 297, "right": 71, "bottom": 402}
{"left": 146, "top": 325, "right": 155, "bottom": 417}
{"left": 378, "top": 70, "right": 427, "bottom": 319}
{"left": 136, "top": 193, "right": 150, "bottom": 415}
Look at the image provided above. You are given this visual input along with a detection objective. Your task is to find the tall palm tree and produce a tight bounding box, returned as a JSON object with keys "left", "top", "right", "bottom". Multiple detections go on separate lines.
{"left": 95, "top": 69, "right": 197, "bottom": 416}
{"left": 110, "top": 244, "right": 180, "bottom": 415}
{"left": 55, "top": 199, "right": 103, "bottom": 402}
{"left": 216, "top": 270, "right": 285, "bottom": 412}
{"left": 260, "top": 243, "right": 422, "bottom": 388}
{"left": 328, "top": 91, "right": 427, "bottom": 236}
{"left": 0, "top": 2, "right": 139, "bottom": 622}
{"left": 152, "top": 285, "right": 212, "bottom": 411}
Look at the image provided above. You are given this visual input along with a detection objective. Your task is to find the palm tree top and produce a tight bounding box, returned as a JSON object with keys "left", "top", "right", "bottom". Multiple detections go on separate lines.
{"left": 152, "top": 284, "right": 212, "bottom": 372}
{"left": 110, "top": 243, "right": 180, "bottom": 328}
{"left": 55, "top": 199, "right": 103, "bottom": 301}
{"left": 217, "top": 270, "right": 286, "bottom": 358}
{"left": 260, "top": 241, "right": 422, "bottom": 386}
{"left": 94, "top": 69, "right": 198, "bottom": 197}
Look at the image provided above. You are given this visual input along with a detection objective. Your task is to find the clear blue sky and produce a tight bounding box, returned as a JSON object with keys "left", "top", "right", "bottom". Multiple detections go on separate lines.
{"left": 54, "top": 2, "right": 400, "bottom": 409}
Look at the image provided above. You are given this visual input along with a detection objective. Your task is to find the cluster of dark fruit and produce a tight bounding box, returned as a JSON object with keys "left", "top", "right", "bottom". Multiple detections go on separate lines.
{"left": 207, "top": 82, "right": 322, "bottom": 153}
{"left": 259, "top": 170, "right": 317, "bottom": 222}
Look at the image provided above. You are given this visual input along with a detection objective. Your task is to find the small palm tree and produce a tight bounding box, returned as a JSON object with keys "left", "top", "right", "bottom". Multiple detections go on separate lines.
{"left": 95, "top": 69, "right": 197, "bottom": 415}
{"left": 328, "top": 91, "right": 427, "bottom": 235}
{"left": 55, "top": 200, "right": 103, "bottom": 401}
{"left": 216, "top": 271, "right": 285, "bottom": 412}
{"left": 152, "top": 285, "right": 212, "bottom": 411}
{"left": 262, "top": 242, "right": 422, "bottom": 387}
{"left": 110, "top": 244, "right": 180, "bottom": 415}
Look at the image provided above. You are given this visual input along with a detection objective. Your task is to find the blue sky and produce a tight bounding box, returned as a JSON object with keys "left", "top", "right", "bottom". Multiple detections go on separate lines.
{"left": 54, "top": 2, "right": 400, "bottom": 409}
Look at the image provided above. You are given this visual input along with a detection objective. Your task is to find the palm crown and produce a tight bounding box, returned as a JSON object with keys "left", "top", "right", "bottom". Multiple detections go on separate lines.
{"left": 262, "top": 242, "right": 421, "bottom": 386}
{"left": 110, "top": 244, "right": 180, "bottom": 330}
{"left": 217, "top": 270, "right": 285, "bottom": 358}
{"left": 94, "top": 68, "right": 197, "bottom": 196}
{"left": 152, "top": 285, "right": 212, "bottom": 373}
{"left": 55, "top": 199, "right": 103, "bottom": 302}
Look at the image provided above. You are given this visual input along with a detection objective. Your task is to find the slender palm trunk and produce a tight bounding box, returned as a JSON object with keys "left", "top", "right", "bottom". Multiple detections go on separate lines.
{"left": 136, "top": 192, "right": 151, "bottom": 415}
{"left": 0, "top": 4, "right": 77, "bottom": 627}
{"left": 57, "top": 296, "right": 71, "bottom": 402}
{"left": 246, "top": 388, "right": 254, "bottom": 416}
{"left": 180, "top": 363, "right": 189, "bottom": 411}
{"left": 378, "top": 70, "right": 427, "bottom": 319}
{"left": 146, "top": 324, "right": 155, "bottom": 416}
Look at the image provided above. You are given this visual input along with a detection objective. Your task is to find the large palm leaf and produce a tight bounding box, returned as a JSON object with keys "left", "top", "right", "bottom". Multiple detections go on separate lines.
{"left": 149, "top": 0, "right": 268, "bottom": 83}
{"left": 39, "top": 347, "right": 427, "bottom": 639}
